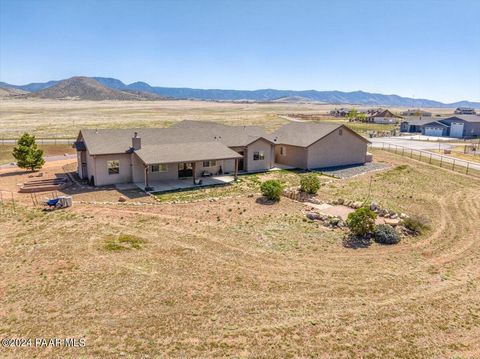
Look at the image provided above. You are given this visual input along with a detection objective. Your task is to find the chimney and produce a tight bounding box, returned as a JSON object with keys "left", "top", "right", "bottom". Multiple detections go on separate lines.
{"left": 132, "top": 132, "right": 141, "bottom": 150}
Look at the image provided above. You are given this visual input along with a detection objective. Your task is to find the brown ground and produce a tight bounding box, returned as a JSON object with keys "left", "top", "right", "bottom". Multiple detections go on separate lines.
{"left": 1, "top": 151, "right": 479, "bottom": 358}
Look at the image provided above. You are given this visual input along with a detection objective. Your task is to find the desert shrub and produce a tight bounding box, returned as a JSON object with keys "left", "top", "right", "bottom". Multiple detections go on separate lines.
{"left": 260, "top": 180, "right": 283, "bottom": 201}
{"left": 403, "top": 215, "right": 430, "bottom": 235}
{"left": 104, "top": 234, "right": 145, "bottom": 251}
{"left": 373, "top": 224, "right": 400, "bottom": 244}
{"left": 300, "top": 173, "right": 321, "bottom": 194}
{"left": 346, "top": 207, "right": 377, "bottom": 237}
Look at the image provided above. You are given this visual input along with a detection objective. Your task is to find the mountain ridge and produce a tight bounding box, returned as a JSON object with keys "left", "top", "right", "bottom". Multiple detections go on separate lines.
{"left": 1, "top": 77, "right": 478, "bottom": 108}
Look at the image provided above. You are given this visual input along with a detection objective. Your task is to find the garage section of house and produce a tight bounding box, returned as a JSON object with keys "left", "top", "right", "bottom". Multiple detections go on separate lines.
{"left": 273, "top": 122, "right": 371, "bottom": 170}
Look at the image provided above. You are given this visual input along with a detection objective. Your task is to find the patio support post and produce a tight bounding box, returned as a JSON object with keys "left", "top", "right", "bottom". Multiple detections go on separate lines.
{"left": 192, "top": 162, "right": 196, "bottom": 184}
{"left": 234, "top": 158, "right": 238, "bottom": 181}
{"left": 144, "top": 165, "right": 149, "bottom": 190}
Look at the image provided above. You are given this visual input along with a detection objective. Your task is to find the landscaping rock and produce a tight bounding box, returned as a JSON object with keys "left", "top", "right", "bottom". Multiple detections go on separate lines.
{"left": 370, "top": 201, "right": 378, "bottom": 211}
{"left": 306, "top": 212, "right": 321, "bottom": 221}
{"left": 337, "top": 198, "right": 345, "bottom": 205}
{"left": 118, "top": 196, "right": 127, "bottom": 202}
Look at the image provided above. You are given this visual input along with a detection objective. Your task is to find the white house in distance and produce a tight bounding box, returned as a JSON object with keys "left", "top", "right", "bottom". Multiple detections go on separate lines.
{"left": 366, "top": 109, "right": 402, "bottom": 124}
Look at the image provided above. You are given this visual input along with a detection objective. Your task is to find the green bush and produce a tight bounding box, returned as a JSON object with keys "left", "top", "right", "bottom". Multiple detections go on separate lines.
{"left": 260, "top": 180, "right": 283, "bottom": 201}
{"left": 300, "top": 173, "right": 321, "bottom": 194}
{"left": 403, "top": 215, "right": 430, "bottom": 235}
{"left": 346, "top": 207, "right": 377, "bottom": 237}
{"left": 373, "top": 224, "right": 400, "bottom": 244}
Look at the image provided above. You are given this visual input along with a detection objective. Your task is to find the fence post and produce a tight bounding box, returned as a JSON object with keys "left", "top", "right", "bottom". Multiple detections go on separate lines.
{"left": 419, "top": 152, "right": 422, "bottom": 161}
{"left": 440, "top": 157, "right": 442, "bottom": 167}
{"left": 466, "top": 162, "right": 469, "bottom": 175}
{"left": 452, "top": 159, "right": 455, "bottom": 171}
{"left": 429, "top": 154, "right": 432, "bottom": 164}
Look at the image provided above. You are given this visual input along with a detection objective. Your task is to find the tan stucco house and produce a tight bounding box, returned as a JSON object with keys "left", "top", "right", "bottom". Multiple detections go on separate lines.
{"left": 74, "top": 120, "right": 370, "bottom": 190}
{"left": 272, "top": 122, "right": 371, "bottom": 169}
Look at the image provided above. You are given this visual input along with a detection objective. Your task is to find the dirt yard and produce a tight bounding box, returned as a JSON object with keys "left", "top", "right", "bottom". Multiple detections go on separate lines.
{"left": 1, "top": 151, "right": 479, "bottom": 358}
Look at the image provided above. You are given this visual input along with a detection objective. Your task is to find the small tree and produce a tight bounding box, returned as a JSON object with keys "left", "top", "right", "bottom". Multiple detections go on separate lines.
{"left": 346, "top": 109, "right": 358, "bottom": 121}
{"left": 346, "top": 207, "right": 377, "bottom": 237}
{"left": 300, "top": 173, "right": 321, "bottom": 194}
{"left": 260, "top": 180, "right": 283, "bottom": 201}
{"left": 12, "top": 133, "right": 45, "bottom": 171}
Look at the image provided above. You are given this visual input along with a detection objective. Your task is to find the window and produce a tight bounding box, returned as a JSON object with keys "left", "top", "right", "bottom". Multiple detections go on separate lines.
{"left": 107, "top": 160, "right": 120, "bottom": 175}
{"left": 280, "top": 146, "right": 286, "bottom": 156}
{"left": 253, "top": 151, "right": 265, "bottom": 160}
{"left": 202, "top": 160, "right": 217, "bottom": 167}
{"left": 151, "top": 164, "right": 168, "bottom": 172}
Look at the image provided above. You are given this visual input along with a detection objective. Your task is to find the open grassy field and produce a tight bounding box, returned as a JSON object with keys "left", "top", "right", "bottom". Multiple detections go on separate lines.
{"left": 0, "top": 99, "right": 457, "bottom": 139}
{"left": 1, "top": 151, "right": 479, "bottom": 358}
{"left": 0, "top": 144, "right": 75, "bottom": 165}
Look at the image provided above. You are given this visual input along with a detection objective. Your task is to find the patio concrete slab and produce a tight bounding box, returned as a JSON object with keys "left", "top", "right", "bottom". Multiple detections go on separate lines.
{"left": 136, "top": 175, "right": 235, "bottom": 193}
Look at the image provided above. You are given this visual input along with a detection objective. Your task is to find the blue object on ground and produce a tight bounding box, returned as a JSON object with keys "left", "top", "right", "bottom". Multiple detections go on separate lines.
{"left": 47, "top": 198, "right": 60, "bottom": 206}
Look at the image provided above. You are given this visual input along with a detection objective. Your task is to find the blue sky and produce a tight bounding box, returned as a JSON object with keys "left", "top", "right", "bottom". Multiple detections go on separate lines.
{"left": 0, "top": 0, "right": 479, "bottom": 103}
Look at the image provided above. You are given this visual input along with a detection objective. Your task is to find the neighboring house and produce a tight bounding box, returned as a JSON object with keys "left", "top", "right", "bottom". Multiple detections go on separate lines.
{"left": 329, "top": 108, "right": 351, "bottom": 117}
{"left": 400, "top": 109, "right": 432, "bottom": 117}
{"left": 454, "top": 107, "right": 476, "bottom": 115}
{"left": 366, "top": 109, "right": 402, "bottom": 124}
{"left": 74, "top": 120, "right": 371, "bottom": 189}
{"left": 272, "top": 122, "right": 371, "bottom": 170}
{"left": 417, "top": 115, "right": 480, "bottom": 138}
{"left": 400, "top": 117, "right": 437, "bottom": 133}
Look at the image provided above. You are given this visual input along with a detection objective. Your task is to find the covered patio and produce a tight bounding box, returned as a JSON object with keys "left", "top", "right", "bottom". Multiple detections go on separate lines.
{"left": 133, "top": 141, "right": 243, "bottom": 193}
{"left": 135, "top": 175, "right": 235, "bottom": 193}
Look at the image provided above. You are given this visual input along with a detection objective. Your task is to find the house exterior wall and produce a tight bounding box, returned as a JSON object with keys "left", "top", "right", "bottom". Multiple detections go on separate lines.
{"left": 373, "top": 117, "right": 397, "bottom": 124}
{"left": 274, "top": 144, "right": 308, "bottom": 169}
{"left": 422, "top": 126, "right": 447, "bottom": 137}
{"left": 93, "top": 153, "right": 133, "bottom": 186}
{"left": 132, "top": 153, "right": 146, "bottom": 184}
{"left": 464, "top": 122, "right": 480, "bottom": 137}
{"left": 244, "top": 139, "right": 273, "bottom": 172}
{"left": 307, "top": 128, "right": 367, "bottom": 169}
{"left": 147, "top": 163, "right": 179, "bottom": 182}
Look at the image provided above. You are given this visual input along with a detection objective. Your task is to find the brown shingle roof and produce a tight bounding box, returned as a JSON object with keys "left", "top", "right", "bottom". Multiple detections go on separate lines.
{"left": 272, "top": 122, "right": 369, "bottom": 147}
{"left": 134, "top": 141, "right": 242, "bottom": 165}
{"left": 80, "top": 121, "right": 273, "bottom": 155}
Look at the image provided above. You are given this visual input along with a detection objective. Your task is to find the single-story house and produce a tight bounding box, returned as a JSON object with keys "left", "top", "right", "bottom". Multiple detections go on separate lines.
{"left": 400, "top": 109, "right": 432, "bottom": 117}
{"left": 366, "top": 109, "right": 402, "bottom": 124}
{"left": 74, "top": 121, "right": 274, "bottom": 188}
{"left": 454, "top": 107, "right": 476, "bottom": 115}
{"left": 272, "top": 122, "right": 371, "bottom": 170}
{"left": 400, "top": 115, "right": 480, "bottom": 138}
{"left": 400, "top": 116, "right": 437, "bottom": 133}
{"left": 74, "top": 120, "right": 371, "bottom": 189}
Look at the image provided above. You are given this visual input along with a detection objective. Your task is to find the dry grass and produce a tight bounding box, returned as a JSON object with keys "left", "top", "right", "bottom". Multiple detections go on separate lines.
{"left": 1, "top": 151, "right": 479, "bottom": 358}
{"left": 0, "top": 144, "right": 75, "bottom": 165}
{"left": 0, "top": 99, "right": 457, "bottom": 139}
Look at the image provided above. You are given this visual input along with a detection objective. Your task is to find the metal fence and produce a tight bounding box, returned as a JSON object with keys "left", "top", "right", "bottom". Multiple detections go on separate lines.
{"left": 369, "top": 142, "right": 480, "bottom": 178}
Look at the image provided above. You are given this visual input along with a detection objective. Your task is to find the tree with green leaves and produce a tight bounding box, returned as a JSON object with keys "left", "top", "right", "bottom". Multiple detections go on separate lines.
{"left": 12, "top": 133, "right": 45, "bottom": 171}
{"left": 346, "top": 109, "right": 358, "bottom": 121}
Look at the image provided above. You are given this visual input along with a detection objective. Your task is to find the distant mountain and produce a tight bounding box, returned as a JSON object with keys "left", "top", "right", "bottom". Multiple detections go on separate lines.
{"left": 27, "top": 77, "right": 164, "bottom": 101}
{"left": 0, "top": 86, "right": 29, "bottom": 97}
{"left": 1, "top": 77, "right": 479, "bottom": 108}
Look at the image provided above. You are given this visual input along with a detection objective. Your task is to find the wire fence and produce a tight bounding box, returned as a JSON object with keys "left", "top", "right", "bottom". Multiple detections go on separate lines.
{"left": 0, "top": 138, "right": 76, "bottom": 145}
{"left": 369, "top": 142, "right": 480, "bottom": 178}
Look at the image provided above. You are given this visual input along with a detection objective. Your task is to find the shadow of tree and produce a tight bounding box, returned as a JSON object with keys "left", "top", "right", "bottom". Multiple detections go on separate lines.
{"left": 255, "top": 197, "right": 278, "bottom": 206}
{"left": 342, "top": 234, "right": 372, "bottom": 249}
